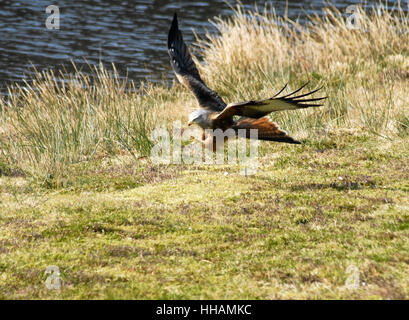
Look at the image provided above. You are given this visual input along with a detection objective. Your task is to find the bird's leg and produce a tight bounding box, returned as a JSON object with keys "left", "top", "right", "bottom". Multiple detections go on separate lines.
{"left": 202, "top": 130, "right": 216, "bottom": 152}
{"left": 189, "top": 129, "right": 225, "bottom": 153}
{"left": 203, "top": 130, "right": 225, "bottom": 152}
{"left": 212, "top": 136, "right": 218, "bottom": 153}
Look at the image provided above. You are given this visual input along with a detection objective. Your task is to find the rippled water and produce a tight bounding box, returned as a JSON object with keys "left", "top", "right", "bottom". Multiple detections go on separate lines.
{"left": 0, "top": 0, "right": 406, "bottom": 91}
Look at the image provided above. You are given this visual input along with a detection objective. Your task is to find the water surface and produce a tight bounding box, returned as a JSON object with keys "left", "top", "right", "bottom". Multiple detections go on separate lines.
{"left": 0, "top": 0, "right": 405, "bottom": 91}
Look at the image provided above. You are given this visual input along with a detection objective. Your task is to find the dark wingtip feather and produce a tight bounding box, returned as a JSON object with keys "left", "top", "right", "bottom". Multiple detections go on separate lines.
{"left": 280, "top": 81, "right": 310, "bottom": 98}
{"left": 168, "top": 13, "right": 179, "bottom": 49}
{"left": 276, "top": 83, "right": 327, "bottom": 110}
{"left": 294, "top": 96, "right": 328, "bottom": 103}
{"left": 172, "top": 11, "right": 178, "bottom": 28}
{"left": 291, "top": 86, "right": 324, "bottom": 100}
{"left": 286, "top": 137, "right": 302, "bottom": 144}
{"left": 272, "top": 83, "right": 288, "bottom": 98}
{"left": 172, "top": 12, "right": 178, "bottom": 29}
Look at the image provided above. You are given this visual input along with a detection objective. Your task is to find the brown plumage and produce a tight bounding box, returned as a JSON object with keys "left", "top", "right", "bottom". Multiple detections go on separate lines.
{"left": 232, "top": 117, "right": 300, "bottom": 144}
{"left": 168, "top": 13, "right": 326, "bottom": 146}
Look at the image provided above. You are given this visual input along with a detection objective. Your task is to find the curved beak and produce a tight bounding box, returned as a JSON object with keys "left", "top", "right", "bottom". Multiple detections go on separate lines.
{"left": 188, "top": 121, "right": 193, "bottom": 126}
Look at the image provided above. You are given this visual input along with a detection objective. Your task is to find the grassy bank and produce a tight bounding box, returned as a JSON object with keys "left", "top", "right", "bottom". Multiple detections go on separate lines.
{"left": 0, "top": 2, "right": 408, "bottom": 299}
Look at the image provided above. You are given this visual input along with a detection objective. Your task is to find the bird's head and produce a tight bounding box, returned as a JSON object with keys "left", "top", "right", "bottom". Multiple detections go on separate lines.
{"left": 188, "top": 109, "right": 211, "bottom": 128}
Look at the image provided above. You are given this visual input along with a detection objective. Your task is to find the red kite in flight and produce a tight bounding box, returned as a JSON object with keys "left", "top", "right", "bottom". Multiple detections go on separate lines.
{"left": 168, "top": 13, "right": 326, "bottom": 146}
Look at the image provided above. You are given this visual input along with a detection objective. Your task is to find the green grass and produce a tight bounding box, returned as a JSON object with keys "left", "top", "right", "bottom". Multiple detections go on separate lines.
{"left": 0, "top": 2, "right": 408, "bottom": 299}
{"left": 0, "top": 135, "right": 408, "bottom": 299}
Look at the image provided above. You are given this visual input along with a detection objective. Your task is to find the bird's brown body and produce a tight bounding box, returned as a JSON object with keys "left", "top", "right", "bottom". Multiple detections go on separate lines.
{"left": 167, "top": 13, "right": 326, "bottom": 147}
{"left": 208, "top": 112, "right": 233, "bottom": 131}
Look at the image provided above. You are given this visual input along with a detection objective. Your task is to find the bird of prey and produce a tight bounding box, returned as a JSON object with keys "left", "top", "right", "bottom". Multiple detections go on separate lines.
{"left": 167, "top": 13, "right": 326, "bottom": 146}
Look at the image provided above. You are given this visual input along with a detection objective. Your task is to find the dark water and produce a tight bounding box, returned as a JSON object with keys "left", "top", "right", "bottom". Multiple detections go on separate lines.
{"left": 0, "top": 0, "right": 406, "bottom": 91}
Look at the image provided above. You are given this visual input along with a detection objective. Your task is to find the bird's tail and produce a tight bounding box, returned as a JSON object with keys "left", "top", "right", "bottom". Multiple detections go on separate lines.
{"left": 232, "top": 117, "right": 301, "bottom": 144}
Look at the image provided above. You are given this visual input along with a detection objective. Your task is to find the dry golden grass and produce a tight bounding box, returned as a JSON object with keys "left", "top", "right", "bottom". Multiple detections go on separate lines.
{"left": 196, "top": 2, "right": 409, "bottom": 139}
{"left": 0, "top": 65, "right": 174, "bottom": 174}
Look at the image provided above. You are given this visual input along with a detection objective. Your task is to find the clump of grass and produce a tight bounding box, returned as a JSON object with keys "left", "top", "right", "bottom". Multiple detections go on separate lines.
{"left": 0, "top": 64, "right": 186, "bottom": 176}
{"left": 196, "top": 1, "right": 409, "bottom": 138}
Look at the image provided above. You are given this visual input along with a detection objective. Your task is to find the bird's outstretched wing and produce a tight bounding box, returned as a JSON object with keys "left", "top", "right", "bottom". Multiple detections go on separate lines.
{"left": 168, "top": 13, "right": 226, "bottom": 112}
{"left": 232, "top": 117, "right": 301, "bottom": 144}
{"left": 214, "top": 82, "right": 326, "bottom": 120}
